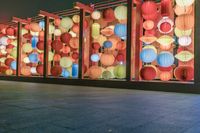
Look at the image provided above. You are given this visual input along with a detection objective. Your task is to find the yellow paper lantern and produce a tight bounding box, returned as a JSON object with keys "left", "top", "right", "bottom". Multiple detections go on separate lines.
{"left": 72, "top": 15, "right": 80, "bottom": 23}
{"left": 21, "top": 66, "right": 31, "bottom": 76}
{"left": 175, "top": 0, "right": 195, "bottom": 7}
{"left": 5, "top": 69, "right": 13, "bottom": 76}
{"left": 60, "top": 57, "right": 73, "bottom": 68}
{"left": 106, "top": 66, "right": 115, "bottom": 78}
{"left": 175, "top": 51, "right": 194, "bottom": 62}
{"left": 92, "top": 23, "right": 100, "bottom": 39}
{"left": 11, "top": 48, "right": 17, "bottom": 58}
{"left": 22, "top": 43, "right": 33, "bottom": 53}
{"left": 174, "top": 27, "right": 192, "bottom": 37}
{"left": 140, "top": 36, "right": 157, "bottom": 44}
{"left": 60, "top": 17, "right": 73, "bottom": 30}
{"left": 114, "top": 5, "right": 127, "bottom": 20}
{"left": 156, "top": 35, "right": 174, "bottom": 46}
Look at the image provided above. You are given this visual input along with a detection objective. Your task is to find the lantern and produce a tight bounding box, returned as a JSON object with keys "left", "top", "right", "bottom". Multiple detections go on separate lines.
{"left": 159, "top": 66, "right": 173, "bottom": 72}
{"left": 103, "top": 8, "right": 115, "bottom": 22}
{"left": 174, "top": 5, "right": 193, "bottom": 16}
{"left": 5, "top": 69, "right": 13, "bottom": 76}
{"left": 0, "top": 36, "right": 9, "bottom": 45}
{"left": 108, "top": 36, "right": 120, "bottom": 50}
{"left": 51, "top": 65, "right": 62, "bottom": 77}
{"left": 29, "top": 53, "right": 39, "bottom": 63}
{"left": 140, "top": 36, "right": 157, "bottom": 44}
{"left": 72, "top": 24, "right": 79, "bottom": 34}
{"left": 116, "top": 53, "right": 125, "bottom": 62}
{"left": 39, "top": 21, "right": 45, "bottom": 29}
{"left": 114, "top": 24, "right": 127, "bottom": 38}
{"left": 94, "top": 35, "right": 107, "bottom": 46}
{"left": 114, "top": 65, "right": 126, "bottom": 79}
{"left": 142, "top": 12, "right": 158, "bottom": 20}
{"left": 62, "top": 46, "right": 71, "bottom": 54}
{"left": 160, "top": 71, "right": 171, "bottom": 81}
{"left": 72, "top": 15, "right": 80, "bottom": 23}
{"left": 143, "top": 20, "right": 154, "bottom": 30}
{"left": 60, "top": 17, "right": 73, "bottom": 30}
{"left": 51, "top": 40, "right": 63, "bottom": 52}
{"left": 72, "top": 52, "right": 79, "bottom": 60}
{"left": 140, "top": 65, "right": 157, "bottom": 80}
{"left": 10, "top": 61, "right": 17, "bottom": 70}
{"left": 48, "top": 51, "right": 54, "bottom": 62}
{"left": 141, "top": 1, "right": 157, "bottom": 15}
{"left": 10, "top": 48, "right": 17, "bottom": 58}
{"left": 103, "top": 41, "right": 113, "bottom": 48}
{"left": 30, "top": 67, "right": 37, "bottom": 74}
{"left": 54, "top": 18, "right": 61, "bottom": 26}
{"left": 101, "top": 25, "right": 114, "bottom": 37}
{"left": 54, "top": 29, "right": 62, "bottom": 36}
{"left": 61, "top": 33, "right": 72, "bottom": 44}
{"left": 31, "top": 36, "right": 39, "bottom": 48}
{"left": 21, "top": 66, "right": 31, "bottom": 76}
{"left": 140, "top": 47, "right": 157, "bottom": 63}
{"left": 6, "top": 27, "right": 15, "bottom": 36}
{"left": 37, "top": 41, "right": 44, "bottom": 50}
{"left": 174, "top": 27, "right": 192, "bottom": 37}
{"left": 91, "top": 10, "right": 101, "bottom": 20}
{"left": 88, "top": 66, "right": 102, "bottom": 79}
{"left": 69, "top": 37, "right": 79, "bottom": 49}
{"left": 114, "top": 5, "right": 127, "bottom": 20}
{"left": 5, "top": 58, "right": 14, "bottom": 66}
{"left": 54, "top": 54, "right": 61, "bottom": 62}
{"left": 23, "top": 57, "right": 30, "bottom": 64}
{"left": 157, "top": 17, "right": 174, "bottom": 34}
{"left": 22, "top": 43, "right": 33, "bottom": 53}
{"left": 175, "top": 51, "right": 194, "bottom": 62}
{"left": 106, "top": 66, "right": 115, "bottom": 78}
{"left": 160, "top": 43, "right": 171, "bottom": 51}
{"left": 61, "top": 69, "right": 70, "bottom": 78}
{"left": 30, "top": 23, "right": 41, "bottom": 32}
{"left": 174, "top": 66, "right": 194, "bottom": 81}
{"left": 92, "top": 42, "right": 101, "bottom": 50}
{"left": 116, "top": 41, "right": 126, "bottom": 50}
{"left": 175, "top": 15, "right": 194, "bottom": 30}
{"left": 72, "top": 64, "right": 78, "bottom": 78}
{"left": 91, "top": 54, "right": 100, "bottom": 62}
{"left": 175, "top": 0, "right": 195, "bottom": 7}
{"left": 60, "top": 57, "right": 73, "bottom": 68}
{"left": 178, "top": 36, "right": 192, "bottom": 47}
{"left": 157, "top": 35, "right": 174, "bottom": 46}
{"left": 157, "top": 52, "right": 174, "bottom": 67}
{"left": 92, "top": 23, "right": 100, "bottom": 39}
{"left": 100, "top": 53, "right": 115, "bottom": 66}
{"left": 36, "top": 64, "right": 43, "bottom": 75}
{"left": 102, "top": 71, "right": 112, "bottom": 79}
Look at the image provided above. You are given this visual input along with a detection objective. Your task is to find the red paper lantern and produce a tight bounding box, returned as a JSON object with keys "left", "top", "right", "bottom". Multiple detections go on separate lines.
{"left": 160, "top": 22, "right": 171, "bottom": 33}
{"left": 142, "top": 1, "right": 157, "bottom": 15}
{"left": 23, "top": 33, "right": 32, "bottom": 40}
{"left": 62, "top": 46, "right": 71, "bottom": 54}
{"left": 158, "top": 66, "right": 173, "bottom": 72}
{"left": 51, "top": 65, "right": 62, "bottom": 77}
{"left": 69, "top": 37, "right": 79, "bottom": 49}
{"left": 174, "top": 66, "right": 194, "bottom": 81}
{"left": 6, "top": 27, "right": 15, "bottom": 36}
{"left": 140, "top": 66, "right": 157, "bottom": 80}
{"left": 145, "top": 29, "right": 156, "bottom": 36}
{"left": 54, "top": 18, "right": 61, "bottom": 26}
{"left": 37, "top": 41, "right": 44, "bottom": 50}
{"left": 92, "top": 42, "right": 101, "bottom": 50}
{"left": 6, "top": 44, "right": 15, "bottom": 49}
{"left": 72, "top": 52, "right": 79, "bottom": 60}
{"left": 36, "top": 64, "right": 43, "bottom": 75}
{"left": 53, "top": 54, "right": 61, "bottom": 62}
{"left": 72, "top": 24, "right": 79, "bottom": 34}
{"left": 116, "top": 54, "right": 125, "bottom": 62}
{"left": 61, "top": 33, "right": 72, "bottom": 43}
{"left": 51, "top": 40, "right": 63, "bottom": 52}
{"left": 160, "top": 71, "right": 171, "bottom": 81}
{"left": 103, "top": 8, "right": 115, "bottom": 22}
{"left": 5, "top": 58, "right": 14, "bottom": 66}
{"left": 143, "top": 12, "right": 158, "bottom": 20}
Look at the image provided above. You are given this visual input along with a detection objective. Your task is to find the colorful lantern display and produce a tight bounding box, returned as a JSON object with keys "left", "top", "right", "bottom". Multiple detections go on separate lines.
{"left": 157, "top": 52, "right": 174, "bottom": 67}
{"left": 114, "top": 5, "right": 127, "bottom": 20}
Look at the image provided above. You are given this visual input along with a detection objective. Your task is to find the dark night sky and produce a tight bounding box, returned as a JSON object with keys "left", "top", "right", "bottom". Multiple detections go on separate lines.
{"left": 0, "top": 0, "right": 100, "bottom": 23}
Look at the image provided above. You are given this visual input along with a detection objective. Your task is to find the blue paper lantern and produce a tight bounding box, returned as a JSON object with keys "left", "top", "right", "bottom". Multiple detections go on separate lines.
{"left": 29, "top": 53, "right": 39, "bottom": 63}
{"left": 140, "top": 48, "right": 157, "bottom": 63}
{"left": 72, "top": 64, "right": 78, "bottom": 78}
{"left": 103, "top": 41, "right": 112, "bottom": 48}
{"left": 31, "top": 36, "right": 39, "bottom": 49}
{"left": 91, "top": 54, "right": 100, "bottom": 62}
{"left": 61, "top": 69, "right": 70, "bottom": 78}
{"left": 114, "top": 24, "right": 127, "bottom": 38}
{"left": 10, "top": 61, "right": 17, "bottom": 70}
{"left": 39, "top": 21, "right": 45, "bottom": 29}
{"left": 157, "top": 52, "right": 174, "bottom": 67}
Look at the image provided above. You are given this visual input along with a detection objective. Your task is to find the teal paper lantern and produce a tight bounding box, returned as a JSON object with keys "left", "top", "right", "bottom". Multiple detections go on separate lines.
{"left": 31, "top": 36, "right": 39, "bottom": 48}
{"left": 39, "top": 21, "right": 45, "bottom": 29}
{"left": 140, "top": 48, "right": 157, "bottom": 63}
{"left": 91, "top": 54, "right": 100, "bottom": 62}
{"left": 103, "top": 41, "right": 113, "bottom": 48}
{"left": 157, "top": 52, "right": 174, "bottom": 67}
{"left": 62, "top": 69, "right": 70, "bottom": 78}
{"left": 10, "top": 61, "right": 17, "bottom": 70}
{"left": 72, "top": 64, "right": 78, "bottom": 78}
{"left": 114, "top": 24, "right": 127, "bottom": 38}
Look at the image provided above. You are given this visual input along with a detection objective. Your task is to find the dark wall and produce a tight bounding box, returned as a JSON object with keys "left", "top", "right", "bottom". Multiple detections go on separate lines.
{"left": 0, "top": 0, "right": 100, "bottom": 23}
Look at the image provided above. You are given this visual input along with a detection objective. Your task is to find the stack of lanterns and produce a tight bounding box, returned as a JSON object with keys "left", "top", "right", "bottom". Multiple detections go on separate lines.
{"left": 174, "top": 0, "right": 195, "bottom": 81}
{"left": 20, "top": 21, "right": 44, "bottom": 76}
{"left": 47, "top": 15, "right": 80, "bottom": 78}
{"left": 0, "top": 25, "right": 17, "bottom": 76}
{"left": 88, "top": 5, "right": 127, "bottom": 80}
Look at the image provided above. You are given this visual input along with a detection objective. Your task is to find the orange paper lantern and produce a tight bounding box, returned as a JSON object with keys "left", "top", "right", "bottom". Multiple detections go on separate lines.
{"left": 88, "top": 66, "right": 102, "bottom": 79}
{"left": 175, "top": 15, "right": 194, "bottom": 30}
{"left": 100, "top": 53, "right": 115, "bottom": 66}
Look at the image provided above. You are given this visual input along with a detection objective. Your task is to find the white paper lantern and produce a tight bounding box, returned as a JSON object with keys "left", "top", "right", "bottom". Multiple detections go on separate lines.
{"left": 31, "top": 67, "right": 37, "bottom": 74}
{"left": 60, "top": 17, "right": 73, "bottom": 30}
{"left": 54, "top": 29, "right": 62, "bottom": 36}
{"left": 114, "top": 6, "right": 127, "bottom": 20}
{"left": 178, "top": 36, "right": 192, "bottom": 47}
{"left": 0, "top": 36, "right": 9, "bottom": 45}
{"left": 23, "top": 57, "right": 30, "bottom": 64}
{"left": 91, "top": 10, "right": 101, "bottom": 20}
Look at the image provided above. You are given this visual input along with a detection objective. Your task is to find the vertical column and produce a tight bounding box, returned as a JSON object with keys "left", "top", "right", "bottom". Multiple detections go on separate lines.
{"left": 44, "top": 16, "right": 49, "bottom": 78}
{"left": 78, "top": 9, "right": 84, "bottom": 79}
{"left": 16, "top": 22, "right": 22, "bottom": 77}
{"left": 126, "top": 0, "right": 133, "bottom": 81}
{"left": 134, "top": 2, "right": 142, "bottom": 81}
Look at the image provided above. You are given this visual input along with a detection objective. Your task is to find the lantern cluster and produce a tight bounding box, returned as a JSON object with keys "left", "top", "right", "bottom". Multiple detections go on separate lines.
{"left": 0, "top": 25, "right": 17, "bottom": 76}
{"left": 47, "top": 15, "right": 80, "bottom": 78}
{"left": 85, "top": 5, "right": 127, "bottom": 80}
